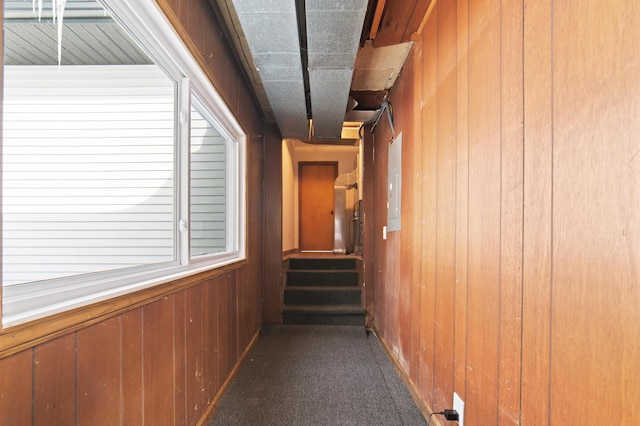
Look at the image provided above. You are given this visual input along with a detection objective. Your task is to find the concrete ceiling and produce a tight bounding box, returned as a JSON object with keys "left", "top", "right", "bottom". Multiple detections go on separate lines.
{"left": 213, "top": 0, "right": 414, "bottom": 142}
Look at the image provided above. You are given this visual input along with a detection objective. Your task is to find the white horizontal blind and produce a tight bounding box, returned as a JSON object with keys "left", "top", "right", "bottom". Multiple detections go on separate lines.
{"left": 2, "top": 65, "right": 176, "bottom": 286}
{"left": 190, "top": 100, "right": 227, "bottom": 257}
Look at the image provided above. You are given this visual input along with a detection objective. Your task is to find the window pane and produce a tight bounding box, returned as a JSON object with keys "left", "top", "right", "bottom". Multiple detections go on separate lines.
{"left": 190, "top": 99, "right": 227, "bottom": 257}
{"left": 2, "top": 1, "right": 177, "bottom": 286}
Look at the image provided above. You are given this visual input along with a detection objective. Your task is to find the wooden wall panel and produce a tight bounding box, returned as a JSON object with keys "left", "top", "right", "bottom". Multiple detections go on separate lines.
{"left": 174, "top": 291, "right": 188, "bottom": 425}
{"left": 521, "top": 0, "right": 553, "bottom": 424}
{"left": 466, "top": 0, "right": 502, "bottom": 422}
{"left": 409, "top": 35, "right": 424, "bottom": 385}
{"left": 185, "top": 286, "right": 204, "bottom": 424}
{"left": 34, "top": 335, "right": 75, "bottom": 426}
{"left": 370, "top": 1, "right": 640, "bottom": 425}
{"left": 143, "top": 298, "right": 176, "bottom": 425}
{"left": 362, "top": 128, "right": 376, "bottom": 327}
{"left": 551, "top": 1, "right": 640, "bottom": 423}
{"left": 0, "top": 349, "right": 32, "bottom": 425}
{"left": 202, "top": 279, "right": 220, "bottom": 408}
{"left": 372, "top": 107, "right": 390, "bottom": 338}
{"left": 263, "top": 123, "right": 283, "bottom": 324}
{"left": 398, "top": 51, "right": 415, "bottom": 372}
{"left": 432, "top": 0, "right": 457, "bottom": 411}
{"left": 497, "top": 1, "right": 524, "bottom": 424}
{"left": 77, "top": 318, "right": 121, "bottom": 425}
{"left": 453, "top": 0, "right": 469, "bottom": 401}
{"left": 122, "top": 310, "right": 144, "bottom": 425}
{"left": 418, "top": 9, "right": 437, "bottom": 407}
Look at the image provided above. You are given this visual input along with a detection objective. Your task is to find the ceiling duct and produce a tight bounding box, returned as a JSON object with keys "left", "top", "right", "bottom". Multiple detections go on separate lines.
{"left": 230, "top": 0, "right": 309, "bottom": 139}
{"left": 306, "top": 0, "right": 368, "bottom": 139}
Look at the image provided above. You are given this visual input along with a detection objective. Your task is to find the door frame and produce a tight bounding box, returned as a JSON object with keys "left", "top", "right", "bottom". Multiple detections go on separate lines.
{"left": 298, "top": 161, "right": 338, "bottom": 251}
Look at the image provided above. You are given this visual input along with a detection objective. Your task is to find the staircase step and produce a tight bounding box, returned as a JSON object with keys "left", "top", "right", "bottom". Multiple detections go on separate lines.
{"left": 289, "top": 257, "right": 357, "bottom": 271}
{"left": 286, "top": 270, "right": 359, "bottom": 287}
{"left": 282, "top": 305, "right": 366, "bottom": 326}
{"left": 284, "top": 286, "right": 361, "bottom": 306}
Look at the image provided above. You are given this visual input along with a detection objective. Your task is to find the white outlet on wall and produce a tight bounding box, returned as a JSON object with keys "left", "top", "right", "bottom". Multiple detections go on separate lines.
{"left": 453, "top": 392, "right": 465, "bottom": 426}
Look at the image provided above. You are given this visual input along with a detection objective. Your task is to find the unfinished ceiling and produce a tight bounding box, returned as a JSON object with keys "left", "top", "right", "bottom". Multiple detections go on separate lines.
{"left": 213, "top": 0, "right": 424, "bottom": 141}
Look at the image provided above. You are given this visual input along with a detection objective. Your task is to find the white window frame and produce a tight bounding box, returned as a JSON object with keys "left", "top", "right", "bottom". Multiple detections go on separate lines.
{"left": 1, "top": 0, "right": 247, "bottom": 327}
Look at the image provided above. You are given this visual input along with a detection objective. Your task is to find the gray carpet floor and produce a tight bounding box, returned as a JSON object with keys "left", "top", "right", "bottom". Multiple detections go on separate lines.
{"left": 210, "top": 325, "right": 427, "bottom": 426}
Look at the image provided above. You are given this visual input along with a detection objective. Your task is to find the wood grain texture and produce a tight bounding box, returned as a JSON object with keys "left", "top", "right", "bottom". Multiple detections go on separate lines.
{"left": 0, "top": 349, "right": 32, "bottom": 425}
{"left": 184, "top": 285, "right": 204, "bottom": 424}
{"left": 374, "top": 0, "right": 434, "bottom": 47}
{"left": 77, "top": 318, "right": 121, "bottom": 425}
{"left": 143, "top": 298, "right": 175, "bottom": 426}
{"left": 33, "top": 334, "right": 75, "bottom": 426}
{"left": 409, "top": 36, "right": 424, "bottom": 386}
{"left": 418, "top": 10, "right": 437, "bottom": 408}
{"left": 202, "top": 279, "right": 220, "bottom": 410}
{"left": 467, "top": 0, "right": 502, "bottom": 422}
{"left": 521, "top": 0, "right": 553, "bottom": 424}
{"left": 122, "top": 309, "right": 144, "bottom": 425}
{"left": 362, "top": 128, "right": 376, "bottom": 327}
{"left": 398, "top": 52, "right": 415, "bottom": 373}
{"left": 551, "top": 1, "right": 640, "bottom": 423}
{"left": 433, "top": 0, "right": 457, "bottom": 411}
{"left": 262, "top": 123, "right": 283, "bottom": 324}
{"left": 173, "top": 291, "right": 188, "bottom": 425}
{"left": 498, "top": 1, "right": 524, "bottom": 424}
{"left": 453, "top": 0, "right": 469, "bottom": 401}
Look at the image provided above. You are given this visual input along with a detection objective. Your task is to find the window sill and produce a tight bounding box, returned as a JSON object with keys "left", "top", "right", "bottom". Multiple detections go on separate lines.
{"left": 0, "top": 259, "right": 247, "bottom": 360}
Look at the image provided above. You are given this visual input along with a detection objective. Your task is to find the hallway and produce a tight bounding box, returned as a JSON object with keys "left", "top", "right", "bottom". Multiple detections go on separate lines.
{"left": 210, "top": 326, "right": 426, "bottom": 425}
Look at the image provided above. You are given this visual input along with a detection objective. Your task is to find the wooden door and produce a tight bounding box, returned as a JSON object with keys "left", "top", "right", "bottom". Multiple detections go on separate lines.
{"left": 299, "top": 162, "right": 337, "bottom": 250}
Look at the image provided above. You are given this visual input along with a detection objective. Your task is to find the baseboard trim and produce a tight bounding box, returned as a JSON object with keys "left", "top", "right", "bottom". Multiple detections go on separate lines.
{"left": 197, "top": 327, "right": 261, "bottom": 426}
{"left": 372, "top": 326, "right": 444, "bottom": 426}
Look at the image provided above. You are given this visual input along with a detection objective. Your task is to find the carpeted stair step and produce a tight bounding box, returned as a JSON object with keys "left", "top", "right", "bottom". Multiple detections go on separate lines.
{"left": 289, "top": 257, "right": 357, "bottom": 271}
{"left": 282, "top": 305, "right": 366, "bottom": 326}
{"left": 286, "top": 270, "right": 359, "bottom": 287}
{"left": 284, "top": 286, "right": 361, "bottom": 306}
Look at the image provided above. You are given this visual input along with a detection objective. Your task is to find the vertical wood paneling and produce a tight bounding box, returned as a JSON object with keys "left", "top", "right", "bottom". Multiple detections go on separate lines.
{"left": 263, "top": 123, "right": 283, "bottom": 324}
{"left": 122, "top": 309, "right": 144, "bottom": 425}
{"left": 185, "top": 285, "right": 204, "bottom": 424}
{"left": 433, "top": 0, "right": 457, "bottom": 411}
{"left": 0, "top": 349, "right": 32, "bottom": 425}
{"left": 77, "top": 318, "right": 121, "bottom": 425}
{"left": 409, "top": 35, "right": 424, "bottom": 385}
{"left": 202, "top": 279, "right": 220, "bottom": 409}
{"left": 398, "top": 53, "right": 415, "bottom": 372}
{"left": 418, "top": 9, "right": 437, "bottom": 407}
{"left": 373, "top": 114, "right": 390, "bottom": 337}
{"left": 552, "top": 1, "right": 640, "bottom": 423}
{"left": 34, "top": 335, "right": 75, "bottom": 426}
{"left": 362, "top": 128, "right": 376, "bottom": 327}
{"left": 174, "top": 291, "right": 188, "bottom": 425}
{"left": 498, "top": 1, "right": 524, "bottom": 424}
{"left": 521, "top": 0, "right": 553, "bottom": 424}
{"left": 143, "top": 297, "right": 175, "bottom": 425}
{"left": 467, "top": 0, "right": 502, "bottom": 422}
{"left": 453, "top": 0, "right": 470, "bottom": 401}
{"left": 371, "top": 1, "right": 640, "bottom": 425}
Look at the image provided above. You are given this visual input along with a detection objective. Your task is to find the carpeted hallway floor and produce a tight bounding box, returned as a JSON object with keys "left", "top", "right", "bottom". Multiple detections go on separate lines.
{"left": 210, "top": 325, "right": 427, "bottom": 426}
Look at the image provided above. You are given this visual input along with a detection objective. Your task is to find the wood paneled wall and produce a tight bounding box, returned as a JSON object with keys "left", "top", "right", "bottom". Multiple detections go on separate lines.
{"left": 0, "top": 272, "right": 260, "bottom": 425}
{"left": 367, "top": 0, "right": 640, "bottom": 424}
{"left": 0, "top": 1, "right": 266, "bottom": 424}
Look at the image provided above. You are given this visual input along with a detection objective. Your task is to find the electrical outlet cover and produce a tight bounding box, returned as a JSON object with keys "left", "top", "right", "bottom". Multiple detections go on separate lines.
{"left": 453, "top": 392, "right": 465, "bottom": 426}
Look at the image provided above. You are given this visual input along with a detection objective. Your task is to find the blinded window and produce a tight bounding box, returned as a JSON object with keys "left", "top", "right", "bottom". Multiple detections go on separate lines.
{"left": 2, "top": 65, "right": 176, "bottom": 286}
{"left": 190, "top": 97, "right": 227, "bottom": 257}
